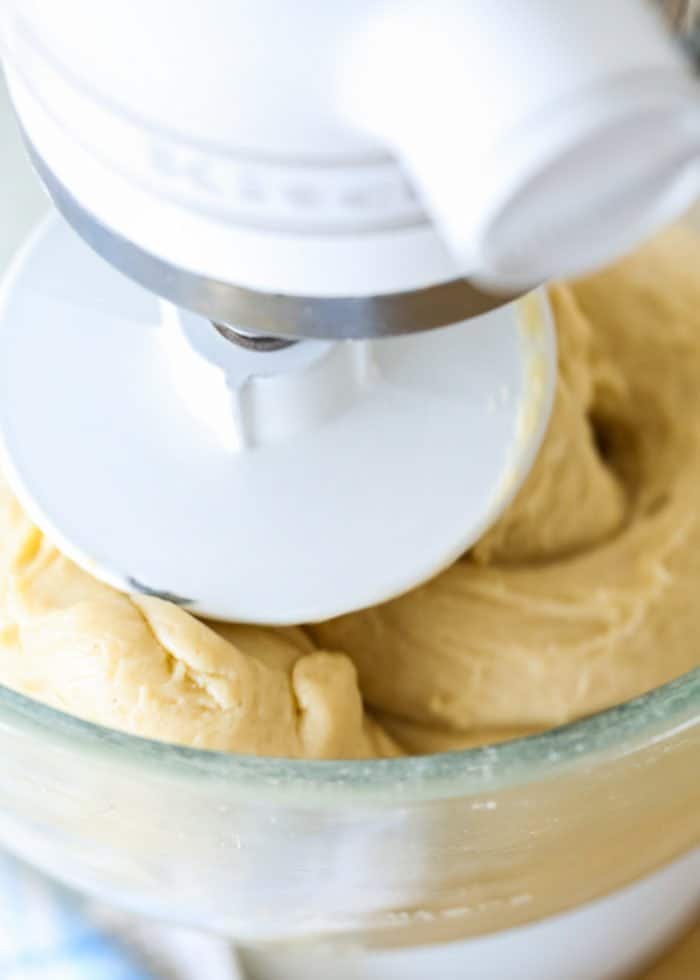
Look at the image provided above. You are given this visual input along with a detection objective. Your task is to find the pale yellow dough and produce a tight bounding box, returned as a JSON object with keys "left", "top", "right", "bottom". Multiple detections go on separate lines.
{"left": 314, "top": 227, "right": 700, "bottom": 749}
{"left": 0, "top": 504, "right": 396, "bottom": 757}
{"left": 1, "top": 228, "right": 699, "bottom": 757}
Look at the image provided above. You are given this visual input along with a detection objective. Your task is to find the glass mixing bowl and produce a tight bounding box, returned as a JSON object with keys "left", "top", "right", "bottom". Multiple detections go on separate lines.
{"left": 2, "top": 10, "right": 700, "bottom": 976}
{"left": 0, "top": 668, "right": 699, "bottom": 954}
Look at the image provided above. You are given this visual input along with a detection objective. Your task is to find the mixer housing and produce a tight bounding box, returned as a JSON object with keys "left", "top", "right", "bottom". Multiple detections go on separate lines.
{"left": 2, "top": 0, "right": 700, "bottom": 339}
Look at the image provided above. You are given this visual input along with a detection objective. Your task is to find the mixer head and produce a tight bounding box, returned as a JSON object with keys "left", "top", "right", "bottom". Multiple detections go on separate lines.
{"left": 0, "top": 0, "right": 699, "bottom": 622}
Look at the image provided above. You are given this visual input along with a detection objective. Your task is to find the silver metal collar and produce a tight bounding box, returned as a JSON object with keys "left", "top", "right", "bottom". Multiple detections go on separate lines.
{"left": 25, "top": 138, "right": 520, "bottom": 341}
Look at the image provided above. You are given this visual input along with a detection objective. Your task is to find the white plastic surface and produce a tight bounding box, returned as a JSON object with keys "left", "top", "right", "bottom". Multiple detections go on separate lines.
{"left": 161, "top": 306, "right": 374, "bottom": 452}
{"left": 346, "top": 0, "right": 700, "bottom": 289}
{"left": 0, "top": 216, "right": 554, "bottom": 623}
{"left": 3, "top": 61, "right": 458, "bottom": 299}
{"left": 3, "top": 1, "right": 700, "bottom": 299}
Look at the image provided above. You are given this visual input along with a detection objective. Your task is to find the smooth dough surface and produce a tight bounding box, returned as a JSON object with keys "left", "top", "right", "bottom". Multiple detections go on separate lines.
{"left": 640, "top": 916, "right": 700, "bottom": 979}
{"left": 312, "top": 227, "right": 700, "bottom": 750}
{"left": 1, "top": 228, "right": 699, "bottom": 756}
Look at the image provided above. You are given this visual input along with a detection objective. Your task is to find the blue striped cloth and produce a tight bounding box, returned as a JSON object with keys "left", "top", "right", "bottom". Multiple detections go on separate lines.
{"left": 0, "top": 853, "right": 155, "bottom": 980}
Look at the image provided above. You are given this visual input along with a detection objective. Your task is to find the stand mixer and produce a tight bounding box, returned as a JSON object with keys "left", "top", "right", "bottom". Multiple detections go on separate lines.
{"left": 0, "top": 0, "right": 699, "bottom": 625}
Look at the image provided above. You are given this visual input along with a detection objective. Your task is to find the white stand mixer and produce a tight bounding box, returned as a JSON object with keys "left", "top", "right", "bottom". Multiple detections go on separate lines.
{"left": 0, "top": 0, "right": 699, "bottom": 624}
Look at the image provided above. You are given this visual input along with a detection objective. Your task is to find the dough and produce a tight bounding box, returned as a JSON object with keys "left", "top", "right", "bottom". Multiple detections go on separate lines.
{"left": 312, "top": 226, "right": 700, "bottom": 750}
{"left": 0, "top": 498, "right": 396, "bottom": 757}
{"left": 640, "top": 917, "right": 700, "bottom": 979}
{"left": 0, "top": 227, "right": 699, "bottom": 757}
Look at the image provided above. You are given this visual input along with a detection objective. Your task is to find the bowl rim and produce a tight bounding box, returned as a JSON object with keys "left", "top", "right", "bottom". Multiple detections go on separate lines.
{"left": 1, "top": 666, "right": 699, "bottom": 804}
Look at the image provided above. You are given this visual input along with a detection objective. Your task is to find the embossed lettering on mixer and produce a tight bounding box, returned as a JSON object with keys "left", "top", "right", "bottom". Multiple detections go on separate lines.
{"left": 147, "top": 140, "right": 425, "bottom": 230}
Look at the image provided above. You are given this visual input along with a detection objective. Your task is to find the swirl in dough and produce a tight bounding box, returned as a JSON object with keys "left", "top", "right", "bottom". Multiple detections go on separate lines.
{"left": 312, "top": 227, "right": 700, "bottom": 751}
